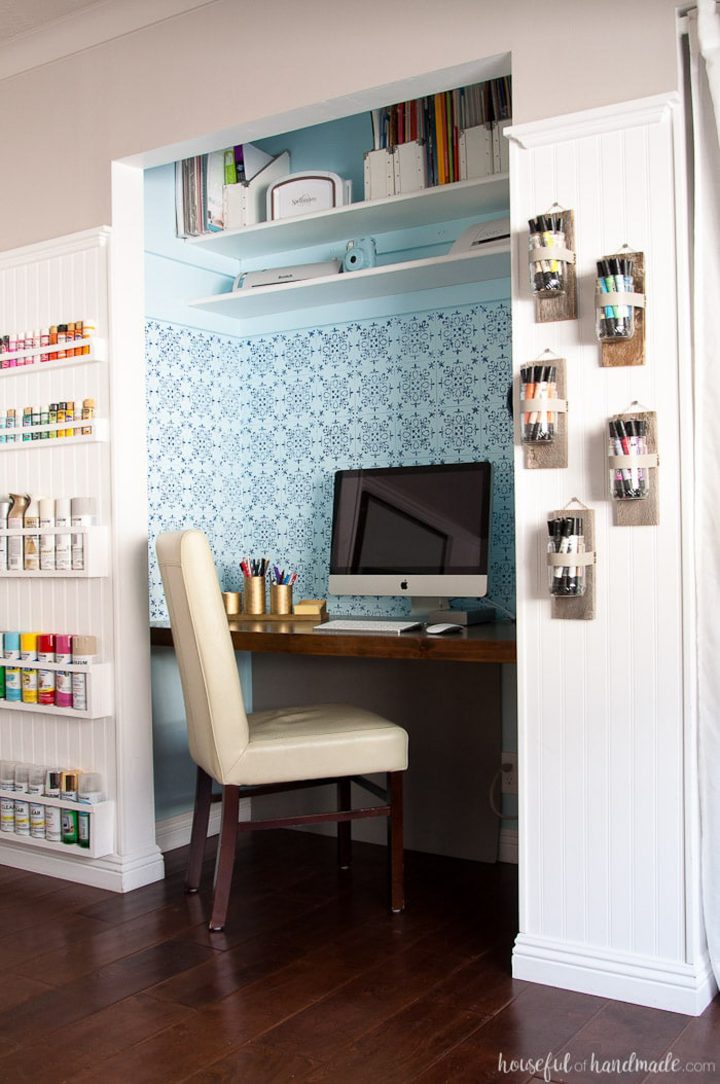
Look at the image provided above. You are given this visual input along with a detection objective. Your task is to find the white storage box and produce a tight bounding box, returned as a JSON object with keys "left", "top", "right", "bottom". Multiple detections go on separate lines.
{"left": 393, "top": 141, "right": 427, "bottom": 195}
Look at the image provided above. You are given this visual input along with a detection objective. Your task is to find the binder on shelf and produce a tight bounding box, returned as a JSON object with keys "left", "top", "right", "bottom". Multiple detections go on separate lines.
{"left": 223, "top": 151, "right": 291, "bottom": 230}
{"left": 459, "top": 126, "right": 494, "bottom": 181}
{"left": 393, "top": 141, "right": 427, "bottom": 194}
{"left": 364, "top": 147, "right": 395, "bottom": 200}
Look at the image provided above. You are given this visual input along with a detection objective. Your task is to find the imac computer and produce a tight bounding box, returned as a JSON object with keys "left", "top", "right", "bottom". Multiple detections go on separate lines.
{"left": 328, "top": 461, "right": 492, "bottom": 624}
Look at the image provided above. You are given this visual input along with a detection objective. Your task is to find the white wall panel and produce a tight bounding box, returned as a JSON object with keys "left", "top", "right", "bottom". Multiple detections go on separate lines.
{"left": 509, "top": 95, "right": 711, "bottom": 1013}
{"left": 0, "top": 228, "right": 163, "bottom": 890}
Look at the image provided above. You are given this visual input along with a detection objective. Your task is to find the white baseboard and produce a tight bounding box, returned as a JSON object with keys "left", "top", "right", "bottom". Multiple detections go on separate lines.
{"left": 154, "top": 798, "right": 252, "bottom": 854}
{"left": 513, "top": 933, "right": 717, "bottom": 1016}
{"left": 499, "top": 826, "right": 518, "bottom": 864}
{"left": 0, "top": 839, "right": 165, "bottom": 892}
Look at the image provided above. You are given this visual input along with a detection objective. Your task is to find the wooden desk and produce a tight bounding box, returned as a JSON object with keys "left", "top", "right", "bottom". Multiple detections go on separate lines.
{"left": 150, "top": 618, "right": 516, "bottom": 664}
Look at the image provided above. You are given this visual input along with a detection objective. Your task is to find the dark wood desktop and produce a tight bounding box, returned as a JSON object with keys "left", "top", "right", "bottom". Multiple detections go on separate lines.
{"left": 150, "top": 617, "right": 516, "bottom": 664}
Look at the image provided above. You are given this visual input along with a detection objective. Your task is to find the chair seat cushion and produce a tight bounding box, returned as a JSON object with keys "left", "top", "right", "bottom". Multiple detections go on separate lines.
{"left": 224, "top": 703, "right": 408, "bottom": 785}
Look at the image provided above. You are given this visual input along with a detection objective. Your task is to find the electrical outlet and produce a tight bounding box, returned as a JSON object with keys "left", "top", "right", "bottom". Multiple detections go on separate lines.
{"left": 501, "top": 753, "right": 517, "bottom": 795}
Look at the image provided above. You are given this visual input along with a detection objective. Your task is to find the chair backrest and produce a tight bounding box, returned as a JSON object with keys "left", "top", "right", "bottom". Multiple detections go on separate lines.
{"left": 156, "top": 529, "right": 250, "bottom": 783}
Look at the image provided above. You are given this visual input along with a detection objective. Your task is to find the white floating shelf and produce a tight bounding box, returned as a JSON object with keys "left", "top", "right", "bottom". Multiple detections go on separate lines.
{"left": 189, "top": 244, "right": 511, "bottom": 323}
{"left": 187, "top": 174, "right": 510, "bottom": 261}
{"left": 0, "top": 526, "right": 109, "bottom": 578}
{"left": 0, "top": 790, "right": 113, "bottom": 857}
{"left": 0, "top": 662, "right": 113, "bottom": 719}
{"left": 0, "top": 418, "right": 108, "bottom": 449}
{"left": 0, "top": 338, "right": 104, "bottom": 372}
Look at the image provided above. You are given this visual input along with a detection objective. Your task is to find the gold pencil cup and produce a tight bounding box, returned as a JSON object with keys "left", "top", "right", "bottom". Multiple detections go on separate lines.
{"left": 270, "top": 584, "right": 293, "bottom": 615}
{"left": 222, "top": 591, "right": 242, "bottom": 616}
{"left": 243, "top": 576, "right": 266, "bottom": 615}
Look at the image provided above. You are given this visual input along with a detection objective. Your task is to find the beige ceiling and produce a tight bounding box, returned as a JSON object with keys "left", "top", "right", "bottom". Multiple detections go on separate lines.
{"left": 0, "top": 0, "right": 107, "bottom": 41}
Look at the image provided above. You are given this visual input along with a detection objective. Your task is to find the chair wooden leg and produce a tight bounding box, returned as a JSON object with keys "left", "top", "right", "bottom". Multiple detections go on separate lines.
{"left": 337, "top": 778, "right": 351, "bottom": 870}
{"left": 185, "top": 766, "right": 213, "bottom": 894}
{"left": 209, "top": 785, "right": 239, "bottom": 932}
{"left": 388, "top": 771, "right": 405, "bottom": 913}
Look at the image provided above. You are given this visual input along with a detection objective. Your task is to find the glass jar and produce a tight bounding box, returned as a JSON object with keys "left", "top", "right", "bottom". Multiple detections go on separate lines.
{"left": 547, "top": 516, "right": 586, "bottom": 597}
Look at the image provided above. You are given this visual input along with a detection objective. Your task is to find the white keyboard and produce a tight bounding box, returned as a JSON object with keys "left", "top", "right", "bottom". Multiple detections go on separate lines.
{"left": 315, "top": 619, "right": 422, "bottom": 634}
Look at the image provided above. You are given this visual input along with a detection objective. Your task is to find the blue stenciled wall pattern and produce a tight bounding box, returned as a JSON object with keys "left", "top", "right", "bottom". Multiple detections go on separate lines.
{"left": 145, "top": 300, "right": 514, "bottom": 621}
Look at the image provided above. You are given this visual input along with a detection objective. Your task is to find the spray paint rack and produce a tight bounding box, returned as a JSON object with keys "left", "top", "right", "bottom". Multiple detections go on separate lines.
{"left": 0, "top": 526, "right": 109, "bottom": 578}
{"left": 0, "top": 789, "right": 113, "bottom": 858}
{"left": 0, "top": 662, "right": 113, "bottom": 719}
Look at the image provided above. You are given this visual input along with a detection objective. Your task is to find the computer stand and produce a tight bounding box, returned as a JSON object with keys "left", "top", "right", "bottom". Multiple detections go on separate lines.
{"left": 409, "top": 599, "right": 496, "bottom": 626}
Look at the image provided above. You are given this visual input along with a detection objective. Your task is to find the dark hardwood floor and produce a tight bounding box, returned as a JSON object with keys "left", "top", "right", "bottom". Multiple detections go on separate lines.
{"left": 0, "top": 832, "right": 716, "bottom": 1083}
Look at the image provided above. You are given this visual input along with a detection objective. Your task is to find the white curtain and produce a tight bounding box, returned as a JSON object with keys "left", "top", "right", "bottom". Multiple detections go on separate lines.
{"left": 689, "top": 0, "right": 720, "bottom": 987}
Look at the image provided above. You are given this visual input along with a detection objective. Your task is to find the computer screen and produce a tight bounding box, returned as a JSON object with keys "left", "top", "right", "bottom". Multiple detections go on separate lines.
{"left": 329, "top": 461, "right": 491, "bottom": 601}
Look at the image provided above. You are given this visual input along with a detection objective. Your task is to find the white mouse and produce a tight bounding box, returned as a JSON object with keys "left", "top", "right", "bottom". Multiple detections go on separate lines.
{"left": 425, "top": 623, "right": 463, "bottom": 635}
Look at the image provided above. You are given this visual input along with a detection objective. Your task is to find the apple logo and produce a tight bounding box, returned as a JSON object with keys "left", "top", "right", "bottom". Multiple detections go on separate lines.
{"left": 400, "top": 580, "right": 408, "bottom": 590}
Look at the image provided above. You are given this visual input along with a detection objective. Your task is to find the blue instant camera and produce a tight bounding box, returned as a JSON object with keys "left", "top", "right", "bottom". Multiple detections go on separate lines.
{"left": 343, "top": 236, "right": 377, "bottom": 272}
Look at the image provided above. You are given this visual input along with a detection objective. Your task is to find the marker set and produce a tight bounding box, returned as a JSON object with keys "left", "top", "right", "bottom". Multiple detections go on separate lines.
{"left": 520, "top": 364, "right": 559, "bottom": 443}
{"left": 528, "top": 213, "right": 571, "bottom": 297}
{"left": 547, "top": 516, "right": 587, "bottom": 598}
{"left": 596, "top": 257, "right": 637, "bottom": 341}
{"left": 607, "top": 418, "right": 650, "bottom": 500}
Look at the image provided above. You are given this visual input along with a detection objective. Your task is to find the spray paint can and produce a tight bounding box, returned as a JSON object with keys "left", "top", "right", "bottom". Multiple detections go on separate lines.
{"left": 61, "top": 810, "right": 78, "bottom": 845}
{"left": 71, "top": 498, "right": 96, "bottom": 571}
{"left": 30, "top": 803, "right": 45, "bottom": 838}
{"left": 0, "top": 497, "right": 11, "bottom": 573}
{"left": 14, "top": 799, "right": 29, "bottom": 835}
{"left": 0, "top": 796, "right": 14, "bottom": 832}
{"left": 20, "top": 632, "right": 38, "bottom": 704}
{"left": 38, "top": 633, "right": 56, "bottom": 705}
{"left": 71, "top": 635, "right": 96, "bottom": 712}
{"left": 78, "top": 811, "right": 90, "bottom": 848}
{"left": 7, "top": 494, "right": 29, "bottom": 571}
{"left": 23, "top": 496, "right": 44, "bottom": 572}
{"left": 39, "top": 498, "right": 55, "bottom": 571}
{"left": 55, "top": 499, "right": 71, "bottom": 571}
{"left": 60, "top": 770, "right": 79, "bottom": 803}
{"left": 54, "top": 634, "right": 72, "bottom": 707}
{"left": 4, "top": 631, "right": 21, "bottom": 701}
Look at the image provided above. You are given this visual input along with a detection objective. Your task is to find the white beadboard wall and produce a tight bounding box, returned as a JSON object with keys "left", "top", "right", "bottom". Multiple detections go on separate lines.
{"left": 0, "top": 228, "right": 163, "bottom": 890}
{"left": 508, "top": 94, "right": 712, "bottom": 1014}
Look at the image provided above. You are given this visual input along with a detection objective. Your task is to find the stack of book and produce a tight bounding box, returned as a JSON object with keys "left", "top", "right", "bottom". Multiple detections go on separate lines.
{"left": 175, "top": 143, "right": 276, "bottom": 237}
{"left": 370, "top": 76, "right": 512, "bottom": 187}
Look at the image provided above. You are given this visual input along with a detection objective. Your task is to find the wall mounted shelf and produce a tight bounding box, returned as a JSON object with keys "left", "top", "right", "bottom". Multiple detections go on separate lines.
{"left": 0, "top": 338, "right": 105, "bottom": 376}
{"left": 0, "top": 789, "right": 113, "bottom": 857}
{"left": 189, "top": 243, "right": 511, "bottom": 323}
{"left": 0, "top": 419, "right": 108, "bottom": 449}
{"left": 186, "top": 174, "right": 510, "bottom": 261}
{"left": 0, "top": 526, "right": 109, "bottom": 578}
{"left": 0, "top": 661, "right": 112, "bottom": 719}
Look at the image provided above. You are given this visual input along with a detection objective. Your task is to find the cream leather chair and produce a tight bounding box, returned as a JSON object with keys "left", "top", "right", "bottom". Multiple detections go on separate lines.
{"left": 156, "top": 529, "right": 408, "bottom": 931}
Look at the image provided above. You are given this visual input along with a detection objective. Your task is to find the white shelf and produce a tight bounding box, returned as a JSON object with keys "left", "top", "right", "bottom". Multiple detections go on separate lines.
{"left": 0, "top": 662, "right": 113, "bottom": 719}
{"left": 0, "top": 789, "right": 113, "bottom": 857}
{"left": 0, "top": 418, "right": 108, "bottom": 449}
{"left": 0, "top": 526, "right": 109, "bottom": 578}
{"left": 186, "top": 174, "right": 509, "bottom": 261}
{"left": 0, "top": 338, "right": 105, "bottom": 378}
{"left": 189, "top": 243, "right": 511, "bottom": 323}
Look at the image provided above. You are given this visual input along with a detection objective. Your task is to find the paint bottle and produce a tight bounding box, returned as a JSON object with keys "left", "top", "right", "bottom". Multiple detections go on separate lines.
{"left": 71, "top": 498, "right": 95, "bottom": 571}
{"left": 78, "top": 771, "right": 103, "bottom": 805}
{"left": 0, "top": 760, "right": 15, "bottom": 791}
{"left": 31, "top": 405, "right": 41, "bottom": 440}
{"left": 65, "top": 400, "right": 75, "bottom": 437}
{"left": 81, "top": 398, "right": 95, "bottom": 436}
{"left": 28, "top": 765, "right": 46, "bottom": 795}
{"left": 0, "top": 496, "right": 11, "bottom": 573}
{"left": 39, "top": 404, "right": 49, "bottom": 439}
{"left": 13, "top": 763, "right": 29, "bottom": 793}
{"left": 32, "top": 329, "right": 41, "bottom": 366}
{"left": 56, "top": 324, "right": 68, "bottom": 360}
{"left": 4, "top": 631, "right": 20, "bottom": 701}
{"left": 74, "top": 320, "right": 84, "bottom": 356}
{"left": 24, "top": 497, "right": 44, "bottom": 571}
{"left": 61, "top": 810, "right": 78, "bottom": 845}
{"left": 39, "top": 498, "right": 55, "bottom": 571}
{"left": 38, "top": 634, "right": 56, "bottom": 705}
{"left": 20, "top": 632, "right": 38, "bottom": 705}
{"left": 14, "top": 798, "right": 30, "bottom": 836}
{"left": 0, "top": 795, "right": 14, "bottom": 832}
{"left": 48, "top": 403, "right": 57, "bottom": 438}
{"left": 78, "top": 811, "right": 90, "bottom": 848}
{"left": 48, "top": 325, "right": 58, "bottom": 360}
{"left": 44, "top": 769, "right": 61, "bottom": 798}
{"left": 54, "top": 634, "right": 72, "bottom": 707}
{"left": 6, "top": 408, "right": 16, "bottom": 443}
{"left": 7, "top": 494, "right": 29, "bottom": 571}
{"left": 60, "top": 770, "right": 79, "bottom": 803}
{"left": 40, "top": 328, "right": 49, "bottom": 363}
{"left": 71, "top": 635, "right": 96, "bottom": 712}
{"left": 55, "top": 499, "right": 71, "bottom": 571}
{"left": 30, "top": 802, "right": 45, "bottom": 839}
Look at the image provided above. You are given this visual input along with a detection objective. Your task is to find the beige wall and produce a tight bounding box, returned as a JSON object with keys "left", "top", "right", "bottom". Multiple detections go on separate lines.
{"left": 0, "top": 0, "right": 681, "bottom": 250}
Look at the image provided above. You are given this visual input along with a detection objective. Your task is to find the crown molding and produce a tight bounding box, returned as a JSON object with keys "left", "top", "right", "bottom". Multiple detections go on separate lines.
{"left": 0, "top": 0, "right": 219, "bottom": 82}
{"left": 505, "top": 91, "right": 681, "bottom": 149}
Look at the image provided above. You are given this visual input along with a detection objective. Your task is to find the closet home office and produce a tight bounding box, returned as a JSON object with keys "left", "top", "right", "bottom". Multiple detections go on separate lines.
{"left": 0, "top": 0, "right": 711, "bottom": 1020}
